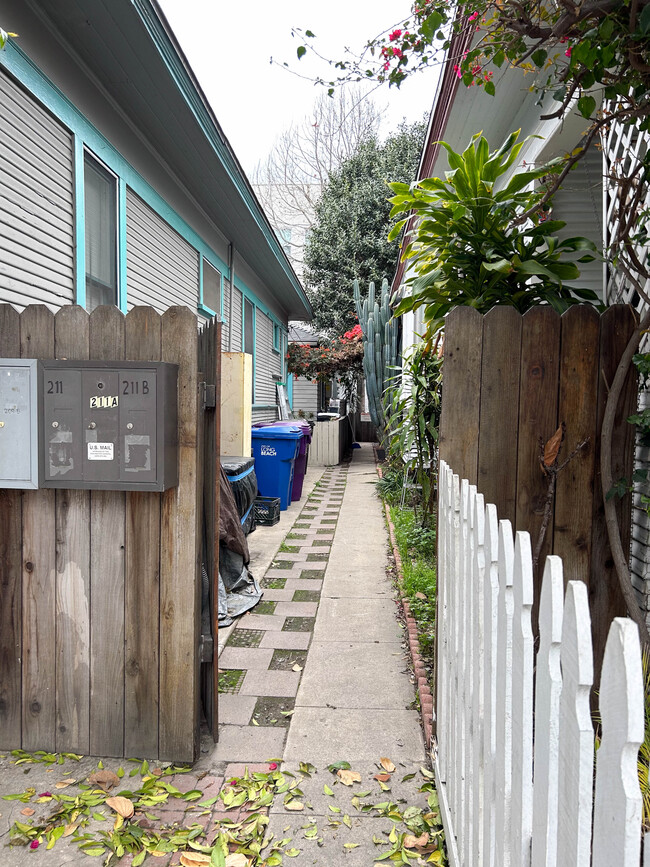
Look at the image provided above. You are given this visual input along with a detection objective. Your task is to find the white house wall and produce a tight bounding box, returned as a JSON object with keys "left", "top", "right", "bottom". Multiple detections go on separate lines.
{"left": 0, "top": 69, "right": 74, "bottom": 311}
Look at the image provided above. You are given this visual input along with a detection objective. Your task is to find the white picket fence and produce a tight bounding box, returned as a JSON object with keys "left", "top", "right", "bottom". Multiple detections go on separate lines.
{"left": 436, "top": 460, "right": 647, "bottom": 867}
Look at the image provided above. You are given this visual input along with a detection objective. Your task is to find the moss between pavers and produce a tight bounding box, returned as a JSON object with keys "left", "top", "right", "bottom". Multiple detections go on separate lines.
{"left": 218, "top": 669, "right": 245, "bottom": 694}
{"left": 261, "top": 576, "right": 287, "bottom": 589}
{"left": 269, "top": 649, "right": 308, "bottom": 671}
{"left": 306, "top": 553, "right": 328, "bottom": 562}
{"left": 300, "top": 570, "right": 325, "bottom": 580}
{"left": 294, "top": 523, "right": 311, "bottom": 529}
{"left": 282, "top": 616, "right": 315, "bottom": 632}
{"left": 255, "top": 600, "right": 277, "bottom": 615}
{"left": 227, "top": 629, "right": 264, "bottom": 648}
{"left": 292, "top": 589, "right": 320, "bottom": 602}
{"left": 250, "top": 696, "right": 295, "bottom": 728}
{"left": 270, "top": 560, "right": 295, "bottom": 570}
{"left": 286, "top": 532, "right": 305, "bottom": 540}
{"left": 320, "top": 520, "right": 337, "bottom": 525}
{"left": 278, "top": 542, "right": 299, "bottom": 554}
{"left": 316, "top": 529, "right": 332, "bottom": 535}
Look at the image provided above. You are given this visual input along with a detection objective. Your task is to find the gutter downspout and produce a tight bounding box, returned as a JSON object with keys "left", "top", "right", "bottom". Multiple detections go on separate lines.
{"left": 228, "top": 242, "right": 235, "bottom": 351}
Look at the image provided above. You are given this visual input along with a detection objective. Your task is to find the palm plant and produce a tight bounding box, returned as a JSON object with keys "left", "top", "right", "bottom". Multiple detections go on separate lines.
{"left": 389, "top": 130, "right": 599, "bottom": 337}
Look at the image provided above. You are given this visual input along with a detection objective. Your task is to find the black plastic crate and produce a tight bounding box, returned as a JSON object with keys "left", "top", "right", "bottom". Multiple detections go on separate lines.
{"left": 253, "top": 496, "right": 281, "bottom": 526}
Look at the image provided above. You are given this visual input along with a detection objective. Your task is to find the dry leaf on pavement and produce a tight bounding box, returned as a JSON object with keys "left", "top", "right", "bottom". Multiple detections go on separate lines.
{"left": 404, "top": 832, "right": 430, "bottom": 849}
{"left": 88, "top": 769, "right": 119, "bottom": 791}
{"left": 55, "top": 778, "right": 76, "bottom": 789}
{"left": 225, "top": 855, "right": 250, "bottom": 867}
{"left": 20, "top": 807, "right": 35, "bottom": 816}
{"left": 336, "top": 769, "right": 361, "bottom": 786}
{"left": 105, "top": 796, "right": 134, "bottom": 818}
{"left": 379, "top": 758, "right": 396, "bottom": 773}
{"left": 373, "top": 773, "right": 391, "bottom": 782}
{"left": 284, "top": 800, "right": 305, "bottom": 811}
{"left": 180, "top": 854, "right": 212, "bottom": 867}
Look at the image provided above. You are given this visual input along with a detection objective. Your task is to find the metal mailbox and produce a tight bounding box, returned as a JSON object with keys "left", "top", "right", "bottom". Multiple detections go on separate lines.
{"left": 40, "top": 360, "right": 178, "bottom": 491}
{"left": 0, "top": 359, "right": 39, "bottom": 489}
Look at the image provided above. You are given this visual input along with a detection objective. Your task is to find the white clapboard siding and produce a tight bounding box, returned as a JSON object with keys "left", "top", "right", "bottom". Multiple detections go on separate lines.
{"left": 435, "top": 459, "right": 646, "bottom": 867}
{"left": 126, "top": 188, "right": 199, "bottom": 313}
{"left": 230, "top": 287, "right": 243, "bottom": 351}
{"left": 0, "top": 69, "right": 74, "bottom": 310}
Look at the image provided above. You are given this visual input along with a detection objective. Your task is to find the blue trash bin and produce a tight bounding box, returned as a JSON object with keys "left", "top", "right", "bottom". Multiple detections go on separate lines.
{"left": 251, "top": 426, "right": 302, "bottom": 511}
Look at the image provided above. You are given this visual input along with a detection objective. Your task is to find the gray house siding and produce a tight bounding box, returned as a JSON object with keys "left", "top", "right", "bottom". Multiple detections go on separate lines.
{"left": 292, "top": 377, "right": 319, "bottom": 418}
{"left": 0, "top": 69, "right": 74, "bottom": 311}
{"left": 126, "top": 189, "right": 199, "bottom": 313}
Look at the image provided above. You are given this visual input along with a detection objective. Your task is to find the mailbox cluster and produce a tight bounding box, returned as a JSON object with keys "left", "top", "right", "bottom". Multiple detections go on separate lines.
{"left": 0, "top": 359, "right": 178, "bottom": 491}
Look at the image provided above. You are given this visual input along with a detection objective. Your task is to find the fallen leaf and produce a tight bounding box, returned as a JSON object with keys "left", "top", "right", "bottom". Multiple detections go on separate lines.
{"left": 88, "top": 770, "right": 119, "bottom": 792}
{"left": 55, "top": 778, "right": 76, "bottom": 789}
{"left": 62, "top": 823, "right": 78, "bottom": 837}
{"left": 327, "top": 761, "right": 351, "bottom": 772}
{"left": 404, "top": 832, "right": 430, "bottom": 849}
{"left": 323, "top": 784, "right": 334, "bottom": 796}
{"left": 284, "top": 848, "right": 300, "bottom": 857}
{"left": 379, "top": 758, "right": 396, "bottom": 773}
{"left": 344, "top": 843, "right": 359, "bottom": 849}
{"left": 105, "top": 796, "right": 134, "bottom": 819}
{"left": 373, "top": 773, "right": 391, "bottom": 782}
{"left": 336, "top": 769, "right": 361, "bottom": 786}
{"left": 342, "top": 814, "right": 352, "bottom": 829}
{"left": 225, "top": 854, "right": 250, "bottom": 867}
{"left": 292, "top": 664, "right": 303, "bottom": 672}
{"left": 543, "top": 424, "right": 563, "bottom": 467}
{"left": 20, "top": 807, "right": 35, "bottom": 816}
{"left": 180, "top": 854, "right": 212, "bottom": 867}
{"left": 284, "top": 800, "right": 304, "bottom": 811}
{"left": 415, "top": 592, "right": 427, "bottom": 600}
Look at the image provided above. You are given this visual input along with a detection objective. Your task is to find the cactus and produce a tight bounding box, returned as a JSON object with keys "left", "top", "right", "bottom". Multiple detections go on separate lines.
{"left": 353, "top": 279, "right": 399, "bottom": 445}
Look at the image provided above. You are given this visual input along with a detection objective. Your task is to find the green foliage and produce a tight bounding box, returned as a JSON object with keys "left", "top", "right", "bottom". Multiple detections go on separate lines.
{"left": 384, "top": 342, "right": 442, "bottom": 522}
{"left": 304, "top": 121, "right": 425, "bottom": 336}
{"left": 390, "top": 130, "right": 599, "bottom": 337}
{"left": 354, "top": 279, "right": 399, "bottom": 445}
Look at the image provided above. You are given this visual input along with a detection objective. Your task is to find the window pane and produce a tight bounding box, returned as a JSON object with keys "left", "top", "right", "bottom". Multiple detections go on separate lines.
{"left": 244, "top": 298, "right": 254, "bottom": 356}
{"left": 203, "top": 260, "right": 221, "bottom": 313}
{"left": 84, "top": 154, "right": 117, "bottom": 312}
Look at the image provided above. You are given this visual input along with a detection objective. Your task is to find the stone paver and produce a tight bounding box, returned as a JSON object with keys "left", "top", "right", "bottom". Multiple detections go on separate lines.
{"left": 218, "top": 646, "right": 274, "bottom": 670}
{"left": 239, "top": 669, "right": 301, "bottom": 697}
{"left": 217, "top": 694, "right": 258, "bottom": 724}
{"left": 259, "top": 631, "right": 312, "bottom": 649}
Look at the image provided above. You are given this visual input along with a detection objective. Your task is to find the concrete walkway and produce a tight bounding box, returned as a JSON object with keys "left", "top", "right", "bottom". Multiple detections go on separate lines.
{"left": 0, "top": 444, "right": 434, "bottom": 866}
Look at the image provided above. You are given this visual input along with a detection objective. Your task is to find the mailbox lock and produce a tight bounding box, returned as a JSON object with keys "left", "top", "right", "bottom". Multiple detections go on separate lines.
{"left": 51, "top": 421, "right": 59, "bottom": 429}
{"left": 88, "top": 422, "right": 97, "bottom": 430}
{"left": 126, "top": 423, "right": 134, "bottom": 430}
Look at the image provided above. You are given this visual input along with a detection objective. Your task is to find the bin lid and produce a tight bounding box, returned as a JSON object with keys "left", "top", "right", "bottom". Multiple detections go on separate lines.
{"left": 251, "top": 426, "right": 302, "bottom": 440}
{"left": 220, "top": 456, "right": 255, "bottom": 475}
{"left": 255, "top": 420, "right": 311, "bottom": 439}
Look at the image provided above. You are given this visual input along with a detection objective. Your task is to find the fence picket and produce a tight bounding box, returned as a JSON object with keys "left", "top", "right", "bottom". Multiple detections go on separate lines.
{"left": 482, "top": 501, "right": 499, "bottom": 867}
{"left": 592, "top": 618, "right": 643, "bottom": 867}
{"left": 457, "top": 478, "right": 471, "bottom": 857}
{"left": 495, "top": 519, "right": 515, "bottom": 867}
{"left": 556, "top": 581, "right": 594, "bottom": 867}
{"left": 470, "top": 491, "right": 485, "bottom": 865}
{"left": 531, "top": 556, "right": 564, "bottom": 867}
{"left": 446, "top": 472, "right": 461, "bottom": 813}
{"left": 511, "top": 532, "right": 534, "bottom": 867}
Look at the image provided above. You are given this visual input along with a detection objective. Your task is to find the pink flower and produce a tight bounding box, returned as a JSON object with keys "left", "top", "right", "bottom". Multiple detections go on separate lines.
{"left": 453, "top": 64, "right": 462, "bottom": 78}
{"left": 38, "top": 792, "right": 52, "bottom": 798}
{"left": 389, "top": 29, "right": 402, "bottom": 42}
{"left": 383, "top": 61, "right": 390, "bottom": 70}
{"left": 564, "top": 47, "right": 571, "bottom": 56}
{"left": 393, "top": 48, "right": 403, "bottom": 59}
{"left": 468, "top": 12, "right": 479, "bottom": 21}
{"left": 268, "top": 762, "right": 278, "bottom": 771}
{"left": 30, "top": 841, "right": 39, "bottom": 850}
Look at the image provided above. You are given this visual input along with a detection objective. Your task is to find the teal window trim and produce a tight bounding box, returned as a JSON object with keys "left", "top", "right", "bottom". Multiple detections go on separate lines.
{"left": 199, "top": 256, "right": 224, "bottom": 318}
{"left": 118, "top": 178, "right": 127, "bottom": 312}
{"left": 287, "top": 373, "right": 294, "bottom": 409}
{"left": 272, "top": 323, "right": 280, "bottom": 353}
{"left": 73, "top": 135, "right": 85, "bottom": 307}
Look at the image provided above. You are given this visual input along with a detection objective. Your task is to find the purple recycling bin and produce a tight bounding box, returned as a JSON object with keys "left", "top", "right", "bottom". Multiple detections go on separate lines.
{"left": 253, "top": 421, "right": 312, "bottom": 501}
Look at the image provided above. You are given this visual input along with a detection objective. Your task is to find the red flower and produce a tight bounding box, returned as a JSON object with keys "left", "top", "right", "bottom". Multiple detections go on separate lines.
{"left": 268, "top": 762, "right": 278, "bottom": 771}
{"left": 30, "top": 841, "right": 40, "bottom": 850}
{"left": 389, "top": 29, "right": 402, "bottom": 42}
{"left": 564, "top": 46, "right": 572, "bottom": 56}
{"left": 468, "top": 12, "right": 479, "bottom": 20}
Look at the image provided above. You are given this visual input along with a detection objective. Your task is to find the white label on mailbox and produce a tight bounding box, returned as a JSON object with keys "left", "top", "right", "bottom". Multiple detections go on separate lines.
{"left": 90, "top": 395, "right": 118, "bottom": 409}
{"left": 260, "top": 445, "right": 277, "bottom": 456}
{"left": 88, "top": 442, "right": 114, "bottom": 461}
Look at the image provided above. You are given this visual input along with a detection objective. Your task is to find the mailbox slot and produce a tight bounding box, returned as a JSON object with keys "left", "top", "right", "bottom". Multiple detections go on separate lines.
{"left": 40, "top": 361, "right": 178, "bottom": 491}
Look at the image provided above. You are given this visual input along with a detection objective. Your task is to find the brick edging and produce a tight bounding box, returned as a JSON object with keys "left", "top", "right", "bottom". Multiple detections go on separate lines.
{"left": 376, "top": 464, "right": 434, "bottom": 750}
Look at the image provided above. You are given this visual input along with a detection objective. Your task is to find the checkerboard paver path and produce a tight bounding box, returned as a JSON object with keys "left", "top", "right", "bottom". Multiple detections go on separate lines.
{"left": 218, "top": 465, "right": 347, "bottom": 736}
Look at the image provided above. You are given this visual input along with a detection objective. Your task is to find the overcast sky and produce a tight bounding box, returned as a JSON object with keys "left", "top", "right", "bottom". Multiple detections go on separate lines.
{"left": 157, "top": 0, "right": 439, "bottom": 176}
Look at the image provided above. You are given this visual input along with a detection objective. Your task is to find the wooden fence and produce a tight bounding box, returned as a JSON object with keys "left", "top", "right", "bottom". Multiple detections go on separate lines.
{"left": 439, "top": 304, "right": 638, "bottom": 676}
{"left": 0, "top": 303, "right": 220, "bottom": 762}
{"left": 437, "top": 459, "right": 646, "bottom": 867}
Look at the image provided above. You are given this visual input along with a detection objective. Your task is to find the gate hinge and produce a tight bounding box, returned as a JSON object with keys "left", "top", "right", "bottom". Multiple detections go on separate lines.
{"left": 200, "top": 382, "right": 216, "bottom": 409}
{"left": 199, "top": 633, "right": 214, "bottom": 663}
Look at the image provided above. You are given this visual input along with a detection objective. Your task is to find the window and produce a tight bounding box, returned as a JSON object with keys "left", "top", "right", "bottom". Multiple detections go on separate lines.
{"left": 84, "top": 153, "right": 118, "bottom": 312}
{"left": 243, "top": 298, "right": 255, "bottom": 401}
{"left": 202, "top": 259, "right": 221, "bottom": 314}
{"left": 273, "top": 323, "right": 280, "bottom": 353}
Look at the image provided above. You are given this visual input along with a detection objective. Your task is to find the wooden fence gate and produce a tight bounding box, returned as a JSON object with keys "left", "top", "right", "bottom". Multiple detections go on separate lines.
{"left": 439, "top": 304, "right": 638, "bottom": 676}
{"left": 0, "top": 303, "right": 221, "bottom": 763}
